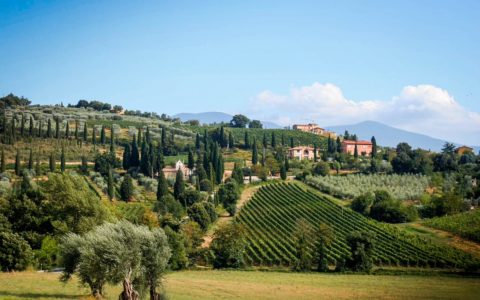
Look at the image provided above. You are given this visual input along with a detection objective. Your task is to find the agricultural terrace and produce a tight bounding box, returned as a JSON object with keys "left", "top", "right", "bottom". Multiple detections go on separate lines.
{"left": 237, "top": 183, "right": 476, "bottom": 268}
{"left": 305, "top": 174, "right": 430, "bottom": 200}
{"left": 424, "top": 209, "right": 480, "bottom": 243}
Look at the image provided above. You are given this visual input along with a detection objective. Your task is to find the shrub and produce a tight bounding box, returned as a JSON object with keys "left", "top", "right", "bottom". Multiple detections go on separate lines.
{"left": 0, "top": 231, "right": 33, "bottom": 271}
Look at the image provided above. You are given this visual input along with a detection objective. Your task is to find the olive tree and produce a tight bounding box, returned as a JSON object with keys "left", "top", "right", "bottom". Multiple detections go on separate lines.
{"left": 60, "top": 221, "right": 171, "bottom": 299}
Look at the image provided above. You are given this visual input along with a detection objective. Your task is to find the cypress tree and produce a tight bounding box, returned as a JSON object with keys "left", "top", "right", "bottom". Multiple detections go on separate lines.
{"left": 122, "top": 144, "right": 131, "bottom": 170}
{"left": 120, "top": 174, "right": 134, "bottom": 201}
{"left": 252, "top": 139, "right": 258, "bottom": 165}
{"left": 161, "top": 127, "right": 166, "bottom": 148}
{"left": 285, "top": 156, "right": 289, "bottom": 171}
{"left": 0, "top": 149, "right": 5, "bottom": 173}
{"left": 154, "top": 143, "right": 164, "bottom": 174}
{"left": 14, "top": 149, "right": 21, "bottom": 176}
{"left": 290, "top": 137, "right": 294, "bottom": 148}
{"left": 109, "top": 127, "right": 115, "bottom": 153}
{"left": 203, "top": 129, "right": 208, "bottom": 152}
{"left": 28, "top": 149, "right": 33, "bottom": 170}
{"left": 156, "top": 170, "right": 168, "bottom": 200}
{"left": 371, "top": 136, "right": 377, "bottom": 158}
{"left": 215, "top": 155, "right": 224, "bottom": 184}
{"left": 146, "top": 126, "right": 151, "bottom": 144}
{"left": 38, "top": 119, "right": 43, "bottom": 138}
{"left": 55, "top": 117, "right": 60, "bottom": 139}
{"left": 173, "top": 169, "right": 185, "bottom": 201}
{"left": 140, "top": 142, "right": 150, "bottom": 175}
{"left": 208, "top": 162, "right": 216, "bottom": 190}
{"left": 130, "top": 134, "right": 140, "bottom": 167}
{"left": 29, "top": 116, "right": 34, "bottom": 137}
{"left": 263, "top": 133, "right": 268, "bottom": 149}
{"left": 92, "top": 126, "right": 96, "bottom": 145}
{"left": 188, "top": 149, "right": 194, "bottom": 170}
{"left": 314, "top": 144, "right": 318, "bottom": 162}
{"left": 336, "top": 136, "right": 342, "bottom": 153}
{"left": 74, "top": 120, "right": 79, "bottom": 140}
{"left": 280, "top": 163, "right": 287, "bottom": 180}
{"left": 281, "top": 134, "right": 285, "bottom": 146}
{"left": 327, "top": 135, "right": 332, "bottom": 153}
{"left": 49, "top": 152, "right": 55, "bottom": 172}
{"left": 195, "top": 133, "right": 201, "bottom": 151}
{"left": 11, "top": 119, "right": 16, "bottom": 143}
{"left": 83, "top": 122, "right": 88, "bottom": 142}
{"left": 65, "top": 121, "right": 70, "bottom": 139}
{"left": 271, "top": 132, "right": 276, "bottom": 148}
{"left": 354, "top": 143, "right": 358, "bottom": 158}
{"left": 244, "top": 131, "right": 250, "bottom": 149}
{"left": 60, "top": 147, "right": 66, "bottom": 172}
{"left": 107, "top": 168, "right": 114, "bottom": 200}
{"left": 137, "top": 128, "right": 142, "bottom": 145}
{"left": 80, "top": 156, "right": 88, "bottom": 174}
{"left": 47, "top": 118, "right": 52, "bottom": 138}
{"left": 232, "top": 163, "right": 244, "bottom": 185}
{"left": 100, "top": 126, "right": 106, "bottom": 144}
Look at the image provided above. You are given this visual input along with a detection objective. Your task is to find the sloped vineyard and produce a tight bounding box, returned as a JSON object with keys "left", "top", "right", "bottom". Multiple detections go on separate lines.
{"left": 236, "top": 183, "right": 476, "bottom": 268}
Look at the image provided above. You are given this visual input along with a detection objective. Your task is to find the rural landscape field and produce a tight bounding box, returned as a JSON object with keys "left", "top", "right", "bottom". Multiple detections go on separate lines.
{"left": 1, "top": 1, "right": 480, "bottom": 299}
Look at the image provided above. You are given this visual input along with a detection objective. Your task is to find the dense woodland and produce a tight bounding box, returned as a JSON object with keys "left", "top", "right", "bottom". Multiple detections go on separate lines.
{"left": 1, "top": 94, "right": 480, "bottom": 299}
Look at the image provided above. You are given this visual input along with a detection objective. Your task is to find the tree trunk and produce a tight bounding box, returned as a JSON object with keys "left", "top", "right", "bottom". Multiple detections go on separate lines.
{"left": 119, "top": 279, "right": 139, "bottom": 300}
{"left": 149, "top": 286, "right": 160, "bottom": 300}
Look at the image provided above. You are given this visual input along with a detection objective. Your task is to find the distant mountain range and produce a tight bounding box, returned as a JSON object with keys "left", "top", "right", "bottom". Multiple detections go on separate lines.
{"left": 173, "top": 112, "right": 282, "bottom": 129}
{"left": 326, "top": 120, "right": 479, "bottom": 152}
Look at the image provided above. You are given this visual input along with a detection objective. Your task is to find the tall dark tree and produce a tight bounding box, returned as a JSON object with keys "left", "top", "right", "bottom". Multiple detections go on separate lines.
{"left": 83, "top": 122, "right": 88, "bottom": 142}
{"left": 336, "top": 136, "right": 342, "bottom": 153}
{"left": 188, "top": 150, "right": 195, "bottom": 170}
{"left": 262, "top": 133, "right": 268, "bottom": 149}
{"left": 120, "top": 174, "right": 134, "bottom": 201}
{"left": 215, "top": 153, "right": 224, "bottom": 184}
{"left": 244, "top": 131, "right": 250, "bottom": 149}
{"left": 65, "top": 121, "right": 70, "bottom": 139}
{"left": 14, "top": 149, "right": 21, "bottom": 176}
{"left": 28, "top": 149, "right": 33, "bottom": 170}
{"left": 122, "top": 144, "right": 131, "bottom": 170}
{"left": 195, "top": 133, "right": 201, "bottom": 151}
{"left": 313, "top": 223, "right": 334, "bottom": 272}
{"left": 229, "top": 114, "right": 250, "bottom": 128}
{"left": 35, "top": 156, "right": 41, "bottom": 175}
{"left": 161, "top": 127, "right": 166, "bottom": 148}
{"left": 47, "top": 118, "right": 52, "bottom": 138}
{"left": 252, "top": 139, "right": 258, "bottom": 165}
{"left": 38, "top": 119, "right": 43, "bottom": 138}
{"left": 29, "top": 116, "right": 34, "bottom": 137}
{"left": 100, "top": 126, "right": 106, "bottom": 145}
{"left": 60, "top": 147, "right": 66, "bottom": 173}
{"left": 281, "top": 134, "right": 285, "bottom": 146}
{"left": 314, "top": 144, "right": 318, "bottom": 162}
{"left": 173, "top": 169, "right": 185, "bottom": 201}
{"left": 271, "top": 132, "right": 276, "bottom": 148}
{"left": 145, "top": 126, "right": 151, "bottom": 144}
{"left": 280, "top": 163, "right": 287, "bottom": 180}
{"left": 55, "top": 117, "right": 60, "bottom": 139}
{"left": 290, "top": 137, "right": 294, "bottom": 148}
{"left": 130, "top": 134, "right": 140, "bottom": 167}
{"left": 74, "top": 120, "right": 79, "bottom": 140}
{"left": 49, "top": 152, "right": 55, "bottom": 172}
{"left": 107, "top": 168, "right": 114, "bottom": 200}
{"left": 0, "top": 149, "right": 5, "bottom": 173}
{"left": 371, "top": 136, "right": 377, "bottom": 158}
{"left": 231, "top": 163, "right": 244, "bottom": 185}
{"left": 80, "top": 156, "right": 88, "bottom": 174}
{"left": 156, "top": 170, "right": 168, "bottom": 201}
{"left": 284, "top": 156, "right": 289, "bottom": 171}
{"left": 92, "top": 126, "right": 96, "bottom": 145}
{"left": 109, "top": 127, "right": 115, "bottom": 153}
{"left": 20, "top": 114, "right": 25, "bottom": 137}
{"left": 354, "top": 143, "right": 358, "bottom": 158}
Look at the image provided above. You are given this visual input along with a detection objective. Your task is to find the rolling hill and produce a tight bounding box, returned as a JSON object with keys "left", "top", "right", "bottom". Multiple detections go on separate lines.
{"left": 174, "top": 112, "right": 282, "bottom": 129}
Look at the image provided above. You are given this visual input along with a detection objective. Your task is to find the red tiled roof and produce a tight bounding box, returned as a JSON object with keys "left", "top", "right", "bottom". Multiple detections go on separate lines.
{"left": 342, "top": 140, "right": 372, "bottom": 145}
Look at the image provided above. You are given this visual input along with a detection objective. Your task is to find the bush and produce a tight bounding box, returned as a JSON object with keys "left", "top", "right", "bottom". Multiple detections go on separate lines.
{"left": 351, "top": 192, "right": 374, "bottom": 216}
{"left": 312, "top": 161, "right": 330, "bottom": 176}
{"left": 0, "top": 231, "right": 33, "bottom": 271}
{"left": 187, "top": 202, "right": 211, "bottom": 231}
{"left": 199, "top": 179, "right": 212, "bottom": 192}
{"left": 217, "top": 182, "right": 240, "bottom": 216}
{"left": 211, "top": 222, "right": 246, "bottom": 269}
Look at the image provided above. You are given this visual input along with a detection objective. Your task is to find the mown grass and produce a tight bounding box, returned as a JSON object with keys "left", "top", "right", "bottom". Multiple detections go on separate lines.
{"left": 0, "top": 270, "right": 479, "bottom": 300}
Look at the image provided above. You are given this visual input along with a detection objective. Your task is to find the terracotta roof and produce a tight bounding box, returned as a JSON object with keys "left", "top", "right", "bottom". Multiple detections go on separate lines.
{"left": 342, "top": 140, "right": 372, "bottom": 145}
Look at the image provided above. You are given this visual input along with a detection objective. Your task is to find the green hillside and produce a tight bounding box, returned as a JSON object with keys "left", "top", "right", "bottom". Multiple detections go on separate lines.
{"left": 237, "top": 183, "right": 476, "bottom": 268}
{"left": 424, "top": 210, "right": 480, "bottom": 243}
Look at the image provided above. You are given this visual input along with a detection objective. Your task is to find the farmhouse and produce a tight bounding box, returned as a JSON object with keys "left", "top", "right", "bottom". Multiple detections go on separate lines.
{"left": 342, "top": 140, "right": 373, "bottom": 156}
{"left": 455, "top": 146, "right": 473, "bottom": 155}
{"left": 162, "top": 160, "right": 191, "bottom": 179}
{"left": 292, "top": 123, "right": 336, "bottom": 138}
{"left": 288, "top": 146, "right": 320, "bottom": 160}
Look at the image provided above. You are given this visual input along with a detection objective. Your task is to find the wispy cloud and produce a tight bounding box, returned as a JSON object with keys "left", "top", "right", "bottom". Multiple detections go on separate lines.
{"left": 249, "top": 83, "right": 480, "bottom": 145}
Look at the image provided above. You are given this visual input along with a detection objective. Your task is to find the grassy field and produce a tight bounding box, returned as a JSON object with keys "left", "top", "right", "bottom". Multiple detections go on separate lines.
{"left": 0, "top": 270, "right": 479, "bottom": 300}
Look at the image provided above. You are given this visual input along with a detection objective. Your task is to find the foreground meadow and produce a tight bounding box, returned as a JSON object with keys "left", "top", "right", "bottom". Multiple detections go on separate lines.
{"left": 0, "top": 270, "right": 479, "bottom": 300}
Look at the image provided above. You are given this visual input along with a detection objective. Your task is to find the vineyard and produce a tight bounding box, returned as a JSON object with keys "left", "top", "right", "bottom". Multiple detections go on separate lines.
{"left": 305, "top": 174, "right": 429, "bottom": 200}
{"left": 237, "top": 183, "right": 476, "bottom": 268}
{"left": 424, "top": 210, "right": 480, "bottom": 243}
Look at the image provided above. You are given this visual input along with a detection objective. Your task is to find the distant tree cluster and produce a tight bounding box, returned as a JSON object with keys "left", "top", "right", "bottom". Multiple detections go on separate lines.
{"left": 0, "top": 93, "right": 31, "bottom": 108}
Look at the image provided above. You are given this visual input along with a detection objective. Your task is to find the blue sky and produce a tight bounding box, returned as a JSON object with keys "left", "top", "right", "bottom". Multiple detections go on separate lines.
{"left": 1, "top": 0, "right": 479, "bottom": 144}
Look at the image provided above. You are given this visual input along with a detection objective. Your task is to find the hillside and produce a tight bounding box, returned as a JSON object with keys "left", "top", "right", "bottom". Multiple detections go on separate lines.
{"left": 174, "top": 111, "right": 282, "bottom": 129}
{"left": 237, "top": 183, "right": 476, "bottom": 267}
{"left": 326, "top": 121, "right": 479, "bottom": 152}
{"left": 424, "top": 210, "right": 480, "bottom": 243}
